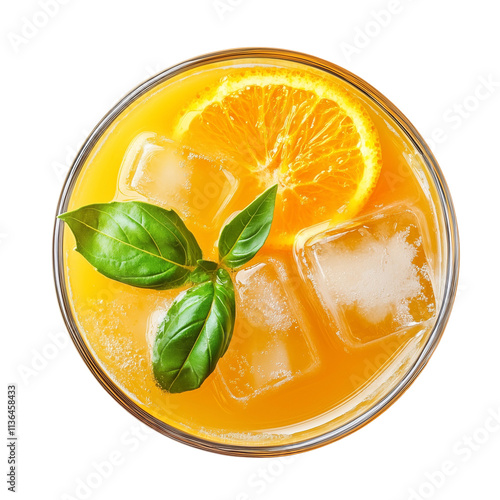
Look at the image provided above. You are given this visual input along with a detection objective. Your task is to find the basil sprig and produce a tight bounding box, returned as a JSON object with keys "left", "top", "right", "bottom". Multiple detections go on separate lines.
{"left": 59, "top": 185, "right": 278, "bottom": 393}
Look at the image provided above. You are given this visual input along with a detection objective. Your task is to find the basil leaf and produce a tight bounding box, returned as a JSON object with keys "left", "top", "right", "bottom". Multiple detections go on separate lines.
{"left": 58, "top": 201, "right": 202, "bottom": 289}
{"left": 152, "top": 268, "right": 235, "bottom": 393}
{"left": 189, "top": 259, "right": 218, "bottom": 283}
{"left": 218, "top": 184, "right": 278, "bottom": 269}
{"left": 196, "top": 259, "right": 218, "bottom": 272}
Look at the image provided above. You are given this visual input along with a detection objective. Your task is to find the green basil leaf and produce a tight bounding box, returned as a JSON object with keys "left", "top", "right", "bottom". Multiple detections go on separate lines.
{"left": 196, "top": 259, "right": 218, "bottom": 272}
{"left": 58, "top": 201, "right": 202, "bottom": 289}
{"left": 218, "top": 184, "right": 278, "bottom": 269}
{"left": 189, "top": 259, "right": 218, "bottom": 283}
{"left": 152, "top": 268, "right": 235, "bottom": 393}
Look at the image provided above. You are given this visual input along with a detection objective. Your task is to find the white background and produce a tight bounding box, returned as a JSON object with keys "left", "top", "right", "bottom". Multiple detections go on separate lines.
{"left": 2, "top": 0, "right": 500, "bottom": 499}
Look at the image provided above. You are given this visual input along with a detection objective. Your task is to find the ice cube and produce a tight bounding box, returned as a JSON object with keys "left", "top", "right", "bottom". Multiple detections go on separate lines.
{"left": 214, "top": 258, "right": 319, "bottom": 404}
{"left": 116, "top": 132, "right": 239, "bottom": 230}
{"left": 297, "top": 205, "right": 436, "bottom": 347}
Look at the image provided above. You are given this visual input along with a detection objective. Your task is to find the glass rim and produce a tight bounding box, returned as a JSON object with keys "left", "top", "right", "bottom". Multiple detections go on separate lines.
{"left": 53, "top": 47, "right": 460, "bottom": 457}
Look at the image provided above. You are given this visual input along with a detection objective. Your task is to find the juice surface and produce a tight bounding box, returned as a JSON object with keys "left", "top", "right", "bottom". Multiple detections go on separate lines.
{"left": 63, "top": 57, "right": 444, "bottom": 444}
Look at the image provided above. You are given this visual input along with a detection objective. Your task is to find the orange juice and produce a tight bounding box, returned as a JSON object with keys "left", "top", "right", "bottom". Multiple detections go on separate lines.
{"left": 61, "top": 53, "right": 448, "bottom": 446}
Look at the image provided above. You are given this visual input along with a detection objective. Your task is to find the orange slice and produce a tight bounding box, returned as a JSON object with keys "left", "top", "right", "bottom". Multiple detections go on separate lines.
{"left": 174, "top": 68, "right": 382, "bottom": 245}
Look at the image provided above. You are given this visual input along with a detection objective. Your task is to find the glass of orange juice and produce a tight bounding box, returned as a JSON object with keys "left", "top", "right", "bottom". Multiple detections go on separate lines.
{"left": 53, "top": 48, "right": 459, "bottom": 456}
